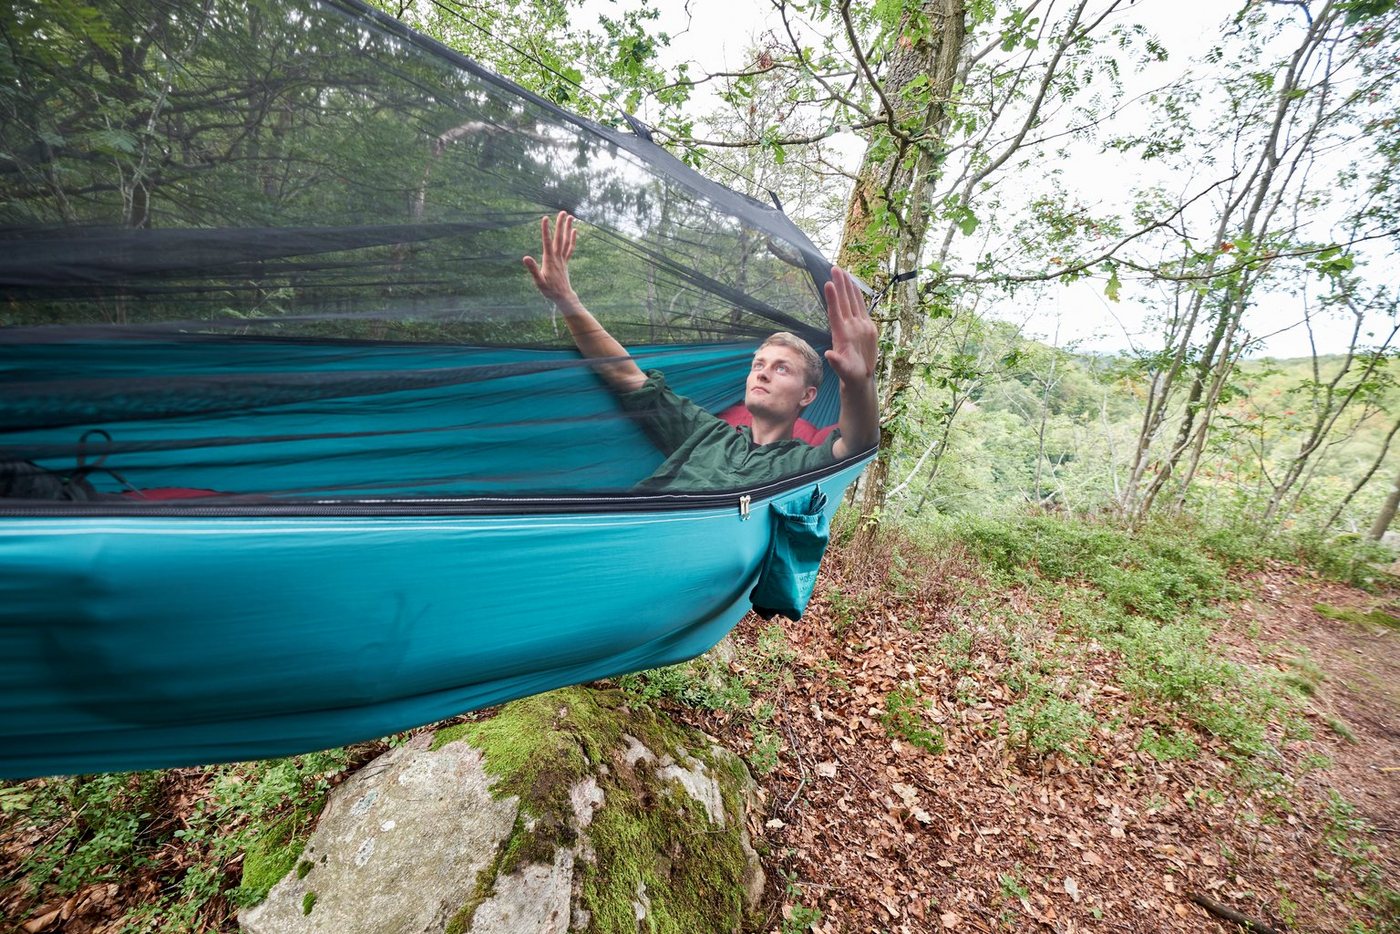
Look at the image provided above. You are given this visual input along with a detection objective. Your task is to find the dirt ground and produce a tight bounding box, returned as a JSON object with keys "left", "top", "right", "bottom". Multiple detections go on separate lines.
{"left": 3, "top": 552, "right": 1396, "bottom": 933}
{"left": 671, "top": 552, "right": 1400, "bottom": 934}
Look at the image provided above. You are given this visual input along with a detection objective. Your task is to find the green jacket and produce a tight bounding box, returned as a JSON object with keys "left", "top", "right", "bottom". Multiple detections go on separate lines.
{"left": 619, "top": 370, "right": 838, "bottom": 493}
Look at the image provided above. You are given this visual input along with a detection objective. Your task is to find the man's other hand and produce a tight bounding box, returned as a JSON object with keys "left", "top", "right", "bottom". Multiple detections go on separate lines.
{"left": 823, "top": 267, "right": 878, "bottom": 386}
{"left": 523, "top": 211, "right": 578, "bottom": 303}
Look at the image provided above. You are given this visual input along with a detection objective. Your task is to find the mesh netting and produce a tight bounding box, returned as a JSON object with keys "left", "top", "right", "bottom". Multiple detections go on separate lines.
{"left": 1, "top": 0, "right": 850, "bottom": 503}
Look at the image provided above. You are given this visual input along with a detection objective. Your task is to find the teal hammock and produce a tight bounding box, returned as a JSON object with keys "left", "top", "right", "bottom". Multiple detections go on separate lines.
{"left": 0, "top": 0, "right": 875, "bottom": 778}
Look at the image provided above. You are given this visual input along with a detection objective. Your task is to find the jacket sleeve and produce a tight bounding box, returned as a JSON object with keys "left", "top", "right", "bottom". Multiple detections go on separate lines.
{"left": 616, "top": 370, "right": 716, "bottom": 456}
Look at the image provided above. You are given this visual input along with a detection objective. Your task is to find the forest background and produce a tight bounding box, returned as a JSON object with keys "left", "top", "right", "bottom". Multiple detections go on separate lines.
{"left": 3, "top": 0, "right": 1400, "bottom": 932}
{"left": 365, "top": 0, "right": 1400, "bottom": 552}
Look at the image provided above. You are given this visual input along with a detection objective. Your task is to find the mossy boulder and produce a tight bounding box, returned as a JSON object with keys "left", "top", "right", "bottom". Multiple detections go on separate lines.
{"left": 239, "top": 687, "right": 765, "bottom": 934}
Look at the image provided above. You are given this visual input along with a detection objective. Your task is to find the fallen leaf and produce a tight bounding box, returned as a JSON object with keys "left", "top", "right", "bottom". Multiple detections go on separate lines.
{"left": 1064, "top": 877, "right": 1080, "bottom": 903}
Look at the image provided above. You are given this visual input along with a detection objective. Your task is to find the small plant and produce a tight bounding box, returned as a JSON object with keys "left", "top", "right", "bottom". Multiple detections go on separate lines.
{"left": 780, "top": 869, "right": 823, "bottom": 933}
{"left": 749, "top": 730, "right": 781, "bottom": 775}
{"left": 1006, "top": 682, "right": 1094, "bottom": 764}
{"left": 1184, "top": 787, "right": 1226, "bottom": 809}
{"left": 1298, "top": 752, "right": 1333, "bottom": 773}
{"left": 887, "top": 548, "right": 918, "bottom": 598}
{"left": 880, "top": 684, "right": 945, "bottom": 755}
{"left": 618, "top": 656, "right": 751, "bottom": 713}
{"left": 781, "top": 903, "right": 823, "bottom": 934}
{"left": 998, "top": 868, "right": 1030, "bottom": 901}
{"left": 937, "top": 628, "right": 977, "bottom": 672}
{"left": 1282, "top": 653, "right": 1325, "bottom": 696}
{"left": 1324, "top": 791, "right": 1380, "bottom": 870}
{"left": 1137, "top": 725, "right": 1198, "bottom": 762}
{"left": 748, "top": 702, "right": 782, "bottom": 775}
{"left": 954, "top": 675, "right": 982, "bottom": 707}
{"left": 826, "top": 587, "right": 867, "bottom": 637}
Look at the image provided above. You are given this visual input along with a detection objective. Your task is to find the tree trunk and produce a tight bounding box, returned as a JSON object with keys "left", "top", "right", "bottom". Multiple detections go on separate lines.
{"left": 1324, "top": 414, "right": 1400, "bottom": 531}
{"left": 837, "top": 0, "right": 967, "bottom": 549}
{"left": 1368, "top": 468, "right": 1400, "bottom": 542}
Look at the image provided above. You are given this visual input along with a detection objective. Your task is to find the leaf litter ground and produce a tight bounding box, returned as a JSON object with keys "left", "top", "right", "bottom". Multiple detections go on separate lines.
{"left": 663, "top": 541, "right": 1400, "bottom": 934}
{"left": 2, "top": 538, "right": 1396, "bottom": 933}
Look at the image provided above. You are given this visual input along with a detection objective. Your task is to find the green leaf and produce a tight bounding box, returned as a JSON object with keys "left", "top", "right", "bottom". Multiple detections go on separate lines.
{"left": 1104, "top": 267, "right": 1122, "bottom": 302}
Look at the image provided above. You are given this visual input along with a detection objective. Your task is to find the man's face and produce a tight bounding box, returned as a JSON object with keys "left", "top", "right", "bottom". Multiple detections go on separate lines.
{"left": 745, "top": 343, "right": 818, "bottom": 423}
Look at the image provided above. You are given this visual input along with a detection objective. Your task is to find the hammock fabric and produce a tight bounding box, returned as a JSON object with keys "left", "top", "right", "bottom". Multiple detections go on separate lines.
{"left": 0, "top": 0, "right": 874, "bottom": 778}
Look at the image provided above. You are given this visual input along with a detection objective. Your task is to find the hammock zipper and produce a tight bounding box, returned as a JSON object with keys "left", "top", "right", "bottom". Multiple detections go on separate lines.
{"left": 0, "top": 448, "right": 876, "bottom": 519}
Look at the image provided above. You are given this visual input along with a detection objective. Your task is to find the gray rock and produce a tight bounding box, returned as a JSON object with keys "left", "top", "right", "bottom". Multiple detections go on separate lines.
{"left": 239, "top": 735, "right": 518, "bottom": 934}
{"left": 239, "top": 688, "right": 765, "bottom": 934}
{"left": 467, "top": 846, "right": 575, "bottom": 934}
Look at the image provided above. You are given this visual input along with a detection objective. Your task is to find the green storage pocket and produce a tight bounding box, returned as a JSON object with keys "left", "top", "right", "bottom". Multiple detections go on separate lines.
{"left": 749, "top": 486, "right": 830, "bottom": 621}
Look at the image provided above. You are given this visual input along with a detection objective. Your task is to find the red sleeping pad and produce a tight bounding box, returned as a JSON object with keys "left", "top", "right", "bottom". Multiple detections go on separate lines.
{"left": 718, "top": 405, "right": 836, "bottom": 445}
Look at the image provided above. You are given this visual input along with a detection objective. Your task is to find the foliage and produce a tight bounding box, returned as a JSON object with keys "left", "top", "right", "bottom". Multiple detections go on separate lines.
{"left": 922, "top": 510, "right": 1308, "bottom": 764}
{"left": 880, "top": 684, "right": 946, "bottom": 755}
{"left": 1136, "top": 726, "right": 1198, "bottom": 762}
{"left": 361, "top": 0, "right": 692, "bottom": 129}
{"left": 1005, "top": 681, "right": 1094, "bottom": 764}
{"left": 617, "top": 656, "right": 752, "bottom": 713}
{"left": 949, "top": 513, "right": 1231, "bottom": 621}
{"left": 1314, "top": 602, "right": 1400, "bottom": 630}
{"left": 1, "top": 748, "right": 354, "bottom": 930}
{"left": 7, "top": 772, "right": 164, "bottom": 894}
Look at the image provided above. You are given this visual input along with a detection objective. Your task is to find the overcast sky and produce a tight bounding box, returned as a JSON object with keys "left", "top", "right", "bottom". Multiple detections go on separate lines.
{"left": 584, "top": 0, "right": 1388, "bottom": 359}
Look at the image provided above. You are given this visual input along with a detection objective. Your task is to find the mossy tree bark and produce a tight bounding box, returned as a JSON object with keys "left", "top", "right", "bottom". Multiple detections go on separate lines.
{"left": 834, "top": 0, "right": 967, "bottom": 549}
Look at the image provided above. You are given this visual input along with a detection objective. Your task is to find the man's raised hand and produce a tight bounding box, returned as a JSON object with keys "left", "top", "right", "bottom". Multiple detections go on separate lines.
{"left": 825, "top": 266, "right": 881, "bottom": 457}
{"left": 822, "top": 267, "right": 878, "bottom": 386}
{"left": 522, "top": 211, "right": 578, "bottom": 303}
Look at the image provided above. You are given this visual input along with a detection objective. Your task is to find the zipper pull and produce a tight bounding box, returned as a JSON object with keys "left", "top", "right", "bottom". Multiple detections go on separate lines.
{"left": 739, "top": 494, "right": 751, "bottom": 520}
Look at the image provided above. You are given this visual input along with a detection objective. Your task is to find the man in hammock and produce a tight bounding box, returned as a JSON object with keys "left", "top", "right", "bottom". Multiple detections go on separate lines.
{"left": 524, "top": 212, "right": 879, "bottom": 492}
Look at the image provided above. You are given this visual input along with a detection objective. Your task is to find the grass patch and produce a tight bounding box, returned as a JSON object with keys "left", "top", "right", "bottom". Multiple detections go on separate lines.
{"left": 1200, "top": 525, "right": 1396, "bottom": 590}
{"left": 930, "top": 513, "right": 1305, "bottom": 768}
{"left": 1282, "top": 652, "right": 1326, "bottom": 697}
{"left": 880, "top": 684, "right": 945, "bottom": 755}
{"left": 1315, "top": 602, "right": 1400, "bottom": 631}
{"left": 1005, "top": 679, "right": 1094, "bottom": 765}
{"left": 951, "top": 514, "right": 1231, "bottom": 622}
{"left": 1326, "top": 715, "right": 1359, "bottom": 743}
{"left": 1137, "top": 725, "right": 1199, "bottom": 762}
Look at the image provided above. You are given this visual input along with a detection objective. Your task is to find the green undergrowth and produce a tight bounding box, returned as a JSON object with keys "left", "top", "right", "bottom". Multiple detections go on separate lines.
{"left": 1, "top": 748, "right": 353, "bottom": 932}
{"left": 618, "top": 621, "right": 801, "bottom": 776}
{"left": 1322, "top": 791, "right": 1400, "bottom": 933}
{"left": 881, "top": 683, "right": 946, "bottom": 754}
{"left": 949, "top": 513, "right": 1235, "bottom": 617}
{"left": 1199, "top": 524, "right": 1397, "bottom": 591}
{"left": 435, "top": 687, "right": 759, "bottom": 934}
{"left": 1315, "top": 602, "right": 1400, "bottom": 631}
{"left": 940, "top": 513, "right": 1306, "bottom": 761}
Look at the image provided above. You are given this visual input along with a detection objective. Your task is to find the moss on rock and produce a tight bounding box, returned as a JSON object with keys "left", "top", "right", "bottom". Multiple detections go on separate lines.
{"left": 435, "top": 686, "right": 762, "bottom": 933}
{"left": 236, "top": 808, "right": 318, "bottom": 907}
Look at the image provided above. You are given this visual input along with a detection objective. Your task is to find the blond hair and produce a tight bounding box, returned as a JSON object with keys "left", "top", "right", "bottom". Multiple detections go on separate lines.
{"left": 759, "top": 332, "right": 823, "bottom": 391}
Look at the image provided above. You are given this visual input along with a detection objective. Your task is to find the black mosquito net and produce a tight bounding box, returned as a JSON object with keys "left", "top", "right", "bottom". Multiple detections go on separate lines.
{"left": 0, "top": 0, "right": 856, "bottom": 505}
